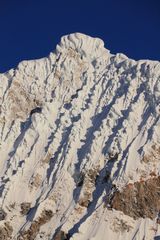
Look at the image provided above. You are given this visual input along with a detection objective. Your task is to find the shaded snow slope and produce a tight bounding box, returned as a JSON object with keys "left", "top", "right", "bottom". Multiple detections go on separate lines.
{"left": 0, "top": 33, "right": 160, "bottom": 239}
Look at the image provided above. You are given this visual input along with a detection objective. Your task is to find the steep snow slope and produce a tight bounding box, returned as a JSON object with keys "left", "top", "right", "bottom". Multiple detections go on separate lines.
{"left": 0, "top": 33, "right": 160, "bottom": 240}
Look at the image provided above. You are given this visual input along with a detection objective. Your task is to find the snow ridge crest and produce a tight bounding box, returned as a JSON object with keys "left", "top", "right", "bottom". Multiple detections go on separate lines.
{"left": 56, "top": 32, "right": 110, "bottom": 60}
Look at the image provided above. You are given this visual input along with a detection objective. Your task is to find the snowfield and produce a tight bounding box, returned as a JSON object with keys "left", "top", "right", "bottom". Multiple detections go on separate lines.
{"left": 0, "top": 33, "right": 160, "bottom": 239}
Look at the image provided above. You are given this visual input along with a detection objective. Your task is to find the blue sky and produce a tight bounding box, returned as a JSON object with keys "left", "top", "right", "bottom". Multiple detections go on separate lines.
{"left": 0, "top": 0, "right": 160, "bottom": 73}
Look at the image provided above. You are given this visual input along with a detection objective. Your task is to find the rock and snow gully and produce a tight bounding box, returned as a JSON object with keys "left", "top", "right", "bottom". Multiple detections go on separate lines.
{"left": 0, "top": 33, "right": 160, "bottom": 240}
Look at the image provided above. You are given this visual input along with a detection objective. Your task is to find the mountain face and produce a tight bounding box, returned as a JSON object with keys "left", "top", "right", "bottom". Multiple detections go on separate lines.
{"left": 0, "top": 33, "right": 160, "bottom": 240}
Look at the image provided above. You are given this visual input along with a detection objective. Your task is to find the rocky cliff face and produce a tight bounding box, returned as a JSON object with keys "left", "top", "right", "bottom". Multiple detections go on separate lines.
{"left": 111, "top": 176, "right": 160, "bottom": 220}
{"left": 0, "top": 33, "right": 160, "bottom": 240}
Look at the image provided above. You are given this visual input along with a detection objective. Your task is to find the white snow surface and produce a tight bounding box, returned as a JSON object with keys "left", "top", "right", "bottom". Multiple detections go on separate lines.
{"left": 0, "top": 33, "right": 160, "bottom": 239}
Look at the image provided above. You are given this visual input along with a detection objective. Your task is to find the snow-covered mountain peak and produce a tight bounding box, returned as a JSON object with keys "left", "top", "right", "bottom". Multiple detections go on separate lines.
{"left": 0, "top": 34, "right": 160, "bottom": 240}
{"left": 56, "top": 33, "right": 110, "bottom": 61}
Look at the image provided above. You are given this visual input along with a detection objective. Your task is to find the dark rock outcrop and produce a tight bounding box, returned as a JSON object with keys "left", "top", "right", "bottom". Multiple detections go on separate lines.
{"left": 20, "top": 202, "right": 31, "bottom": 215}
{"left": 54, "top": 230, "right": 68, "bottom": 240}
{"left": 0, "top": 222, "right": 13, "bottom": 240}
{"left": 111, "top": 176, "right": 160, "bottom": 219}
{"left": 0, "top": 209, "right": 7, "bottom": 221}
{"left": 18, "top": 209, "right": 53, "bottom": 239}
